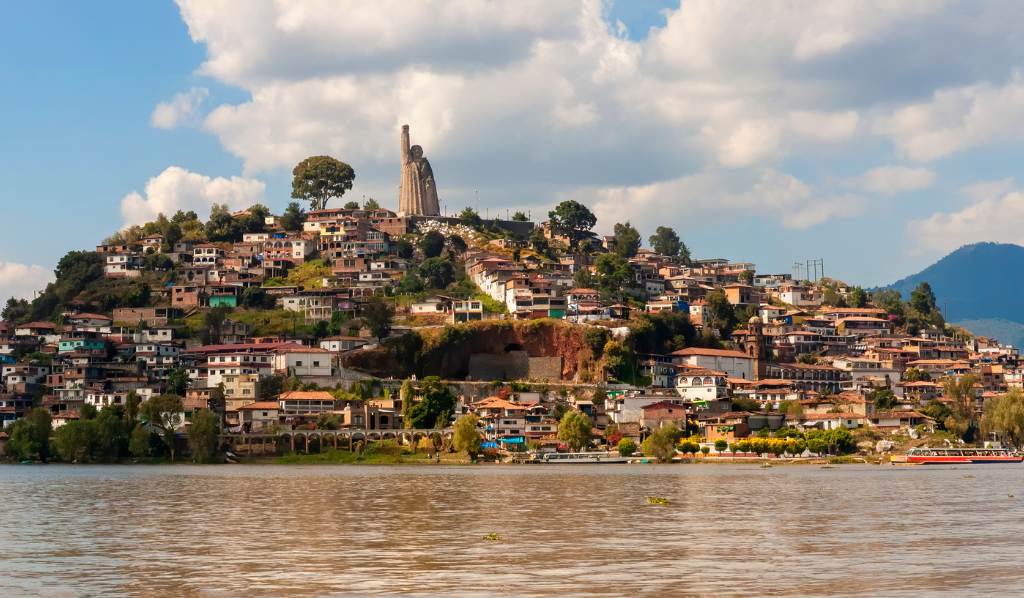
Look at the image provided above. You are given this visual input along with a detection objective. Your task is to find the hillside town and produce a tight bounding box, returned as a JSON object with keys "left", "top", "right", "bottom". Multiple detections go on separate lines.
{"left": 2, "top": 127, "right": 1022, "bottom": 463}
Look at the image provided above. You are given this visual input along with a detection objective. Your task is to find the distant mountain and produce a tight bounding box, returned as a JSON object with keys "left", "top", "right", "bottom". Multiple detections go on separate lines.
{"left": 886, "top": 242, "right": 1024, "bottom": 324}
{"left": 953, "top": 318, "right": 1024, "bottom": 348}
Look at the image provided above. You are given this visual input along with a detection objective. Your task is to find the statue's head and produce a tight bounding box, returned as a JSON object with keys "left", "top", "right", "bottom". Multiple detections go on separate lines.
{"left": 410, "top": 145, "right": 424, "bottom": 159}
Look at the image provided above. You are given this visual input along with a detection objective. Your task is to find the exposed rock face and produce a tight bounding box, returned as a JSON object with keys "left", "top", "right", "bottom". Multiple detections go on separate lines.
{"left": 399, "top": 124, "right": 440, "bottom": 216}
{"left": 342, "top": 320, "right": 603, "bottom": 382}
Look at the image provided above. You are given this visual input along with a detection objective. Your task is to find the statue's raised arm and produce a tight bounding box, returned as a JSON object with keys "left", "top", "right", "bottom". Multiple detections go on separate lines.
{"left": 400, "top": 124, "right": 411, "bottom": 164}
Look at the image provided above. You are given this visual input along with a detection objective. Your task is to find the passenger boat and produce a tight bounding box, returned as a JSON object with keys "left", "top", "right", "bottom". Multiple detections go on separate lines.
{"left": 536, "top": 451, "right": 630, "bottom": 464}
{"left": 906, "top": 446, "right": 1023, "bottom": 464}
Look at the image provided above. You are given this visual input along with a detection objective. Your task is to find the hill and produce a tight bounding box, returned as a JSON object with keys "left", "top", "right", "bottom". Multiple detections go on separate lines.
{"left": 887, "top": 242, "right": 1024, "bottom": 324}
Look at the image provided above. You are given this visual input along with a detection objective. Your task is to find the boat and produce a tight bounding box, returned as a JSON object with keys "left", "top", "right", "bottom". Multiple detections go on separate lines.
{"left": 905, "top": 446, "right": 1023, "bottom": 464}
{"left": 536, "top": 451, "right": 630, "bottom": 464}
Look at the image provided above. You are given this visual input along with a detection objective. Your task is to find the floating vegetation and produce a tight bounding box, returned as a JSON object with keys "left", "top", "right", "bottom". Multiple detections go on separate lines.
{"left": 483, "top": 533, "right": 501, "bottom": 541}
{"left": 962, "top": 474, "right": 975, "bottom": 479}
{"left": 646, "top": 496, "right": 670, "bottom": 506}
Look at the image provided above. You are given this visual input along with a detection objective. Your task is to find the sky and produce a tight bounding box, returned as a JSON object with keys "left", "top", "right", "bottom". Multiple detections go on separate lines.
{"left": 4, "top": 0, "right": 1024, "bottom": 300}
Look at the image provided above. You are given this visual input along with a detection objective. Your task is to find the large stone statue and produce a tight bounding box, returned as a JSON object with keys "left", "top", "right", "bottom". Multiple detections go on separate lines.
{"left": 399, "top": 124, "right": 440, "bottom": 216}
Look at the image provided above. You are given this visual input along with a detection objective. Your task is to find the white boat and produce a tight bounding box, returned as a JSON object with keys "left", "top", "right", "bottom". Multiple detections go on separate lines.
{"left": 537, "top": 451, "right": 630, "bottom": 464}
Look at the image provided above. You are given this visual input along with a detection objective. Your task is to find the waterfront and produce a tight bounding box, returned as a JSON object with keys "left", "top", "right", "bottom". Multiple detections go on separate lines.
{"left": 2, "top": 464, "right": 1023, "bottom": 596}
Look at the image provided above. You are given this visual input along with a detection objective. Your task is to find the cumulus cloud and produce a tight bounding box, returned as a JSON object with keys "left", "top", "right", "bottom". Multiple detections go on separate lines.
{"left": 165, "top": 0, "right": 1024, "bottom": 265}
{"left": 907, "top": 182, "right": 1024, "bottom": 254}
{"left": 0, "top": 261, "right": 54, "bottom": 301}
{"left": 151, "top": 87, "right": 209, "bottom": 129}
{"left": 853, "top": 166, "right": 935, "bottom": 195}
{"left": 120, "top": 166, "right": 266, "bottom": 227}
{"left": 874, "top": 73, "right": 1024, "bottom": 162}
{"left": 579, "top": 168, "right": 864, "bottom": 235}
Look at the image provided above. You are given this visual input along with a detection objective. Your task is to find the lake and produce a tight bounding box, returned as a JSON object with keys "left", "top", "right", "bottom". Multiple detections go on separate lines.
{"left": 1, "top": 464, "right": 1022, "bottom": 596}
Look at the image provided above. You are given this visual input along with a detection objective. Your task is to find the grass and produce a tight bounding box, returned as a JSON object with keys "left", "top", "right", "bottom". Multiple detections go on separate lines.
{"left": 183, "top": 308, "right": 315, "bottom": 337}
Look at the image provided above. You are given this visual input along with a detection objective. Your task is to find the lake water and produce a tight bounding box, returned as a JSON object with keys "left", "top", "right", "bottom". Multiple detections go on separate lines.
{"left": 1, "top": 464, "right": 1023, "bottom": 596}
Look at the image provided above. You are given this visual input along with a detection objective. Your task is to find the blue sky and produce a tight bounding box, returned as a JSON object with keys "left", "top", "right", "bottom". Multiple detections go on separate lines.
{"left": 3, "top": 1, "right": 1024, "bottom": 299}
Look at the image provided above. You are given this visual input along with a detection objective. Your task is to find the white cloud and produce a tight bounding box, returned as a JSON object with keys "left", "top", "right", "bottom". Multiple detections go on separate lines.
{"left": 907, "top": 182, "right": 1024, "bottom": 254}
{"left": 581, "top": 167, "right": 864, "bottom": 235}
{"left": 151, "top": 87, "right": 209, "bottom": 129}
{"left": 853, "top": 165, "right": 935, "bottom": 195}
{"left": 167, "top": 0, "right": 1024, "bottom": 269}
{"left": 120, "top": 166, "right": 266, "bottom": 227}
{"left": 874, "top": 73, "right": 1024, "bottom": 161}
{"left": 0, "top": 262, "right": 54, "bottom": 302}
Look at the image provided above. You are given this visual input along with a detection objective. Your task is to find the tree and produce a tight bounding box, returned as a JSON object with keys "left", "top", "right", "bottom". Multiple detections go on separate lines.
{"left": 280, "top": 201, "right": 306, "bottom": 232}
{"left": 512, "top": 211, "right": 529, "bottom": 222}
{"left": 848, "top": 287, "right": 868, "bottom": 308}
{"left": 140, "top": 394, "right": 184, "bottom": 461}
{"left": 129, "top": 425, "right": 152, "bottom": 459}
{"left": 406, "top": 377, "right": 455, "bottom": 429}
{"left": 447, "top": 235, "right": 468, "bottom": 256}
{"left": 54, "top": 419, "right": 98, "bottom": 463}
{"left": 418, "top": 257, "right": 455, "bottom": 289}
{"left": 453, "top": 414, "right": 483, "bottom": 460}
{"left": 594, "top": 253, "right": 633, "bottom": 298}
{"left": 641, "top": 425, "right": 680, "bottom": 462}
{"left": 418, "top": 230, "right": 446, "bottom": 258}
{"left": 394, "top": 239, "right": 414, "bottom": 259}
{"left": 612, "top": 222, "right": 641, "bottom": 258}
{"left": 188, "top": 409, "right": 221, "bottom": 463}
{"left": 2, "top": 297, "right": 30, "bottom": 322}
{"left": 343, "top": 201, "right": 360, "bottom": 209}
{"left": 981, "top": 389, "right": 1024, "bottom": 447}
{"left": 205, "top": 203, "right": 243, "bottom": 242}
{"left": 904, "top": 367, "right": 931, "bottom": 382}
{"left": 291, "top": 155, "right": 355, "bottom": 211}
{"left": 6, "top": 408, "right": 52, "bottom": 462}
{"left": 400, "top": 379, "right": 415, "bottom": 427}
{"left": 649, "top": 226, "right": 680, "bottom": 257}
{"left": 738, "top": 270, "right": 754, "bottom": 284}
{"left": 548, "top": 200, "right": 597, "bottom": 250}
{"left": 94, "top": 406, "right": 129, "bottom": 461}
{"left": 944, "top": 374, "right": 978, "bottom": 440}
{"left": 910, "top": 282, "right": 938, "bottom": 316}
{"left": 397, "top": 272, "right": 425, "bottom": 295}
{"left": 363, "top": 198, "right": 380, "bottom": 210}
{"left": 617, "top": 437, "right": 637, "bottom": 457}
{"left": 870, "top": 388, "right": 898, "bottom": 410}
{"left": 242, "top": 286, "right": 275, "bottom": 309}
{"left": 459, "top": 207, "right": 483, "bottom": 228}
{"left": 714, "top": 439, "right": 728, "bottom": 452}
{"left": 557, "top": 410, "right": 592, "bottom": 451}
{"left": 704, "top": 289, "right": 736, "bottom": 337}
{"left": 166, "top": 368, "right": 189, "bottom": 396}
{"left": 362, "top": 296, "right": 394, "bottom": 340}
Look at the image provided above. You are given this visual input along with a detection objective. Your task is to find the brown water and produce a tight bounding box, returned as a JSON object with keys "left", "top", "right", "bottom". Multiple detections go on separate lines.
{"left": 1, "top": 464, "right": 1022, "bottom": 596}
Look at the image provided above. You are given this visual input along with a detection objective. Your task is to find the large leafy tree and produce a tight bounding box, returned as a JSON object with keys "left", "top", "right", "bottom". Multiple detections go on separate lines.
{"left": 558, "top": 410, "right": 593, "bottom": 451}
{"left": 453, "top": 414, "right": 482, "bottom": 460}
{"left": 548, "top": 200, "right": 597, "bottom": 250}
{"left": 280, "top": 201, "right": 307, "bottom": 232}
{"left": 6, "top": 407, "right": 52, "bottom": 461}
{"left": 703, "top": 289, "right": 737, "bottom": 337}
{"left": 641, "top": 424, "right": 680, "bottom": 462}
{"left": 612, "top": 221, "right": 641, "bottom": 258}
{"left": 141, "top": 394, "right": 185, "bottom": 461}
{"left": 418, "top": 257, "right": 455, "bottom": 289}
{"left": 291, "top": 155, "right": 355, "bottom": 211}
{"left": 362, "top": 296, "right": 394, "bottom": 340}
{"left": 418, "top": 230, "right": 446, "bottom": 258}
{"left": 981, "top": 389, "right": 1024, "bottom": 447}
{"left": 648, "top": 226, "right": 691, "bottom": 263}
{"left": 406, "top": 377, "right": 455, "bottom": 429}
{"left": 594, "top": 253, "right": 633, "bottom": 299}
{"left": 188, "top": 409, "right": 221, "bottom": 463}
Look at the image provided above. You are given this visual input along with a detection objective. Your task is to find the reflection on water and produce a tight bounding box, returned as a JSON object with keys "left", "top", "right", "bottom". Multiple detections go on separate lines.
{"left": 1, "top": 464, "right": 1023, "bottom": 596}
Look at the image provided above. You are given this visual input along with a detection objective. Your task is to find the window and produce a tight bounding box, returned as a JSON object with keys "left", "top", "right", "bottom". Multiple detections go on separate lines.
{"left": 296, "top": 360, "right": 303, "bottom": 367}
{"left": 313, "top": 361, "right": 320, "bottom": 367}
